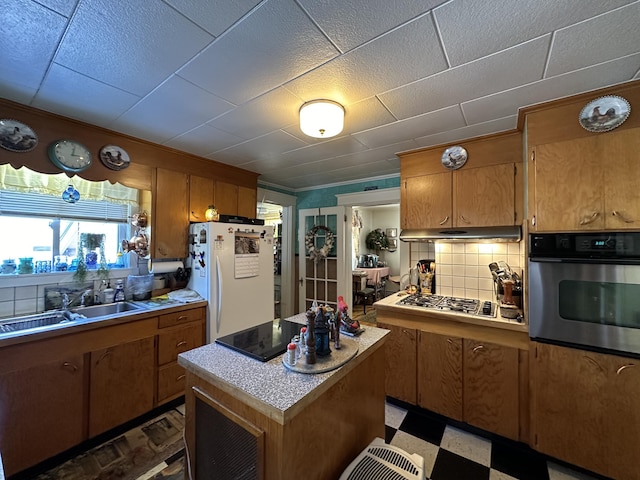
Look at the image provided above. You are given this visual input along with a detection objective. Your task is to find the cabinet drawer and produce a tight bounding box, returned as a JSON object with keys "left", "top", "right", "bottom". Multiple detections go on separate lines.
{"left": 158, "top": 307, "right": 204, "bottom": 328}
{"left": 158, "top": 362, "right": 186, "bottom": 402}
{"left": 158, "top": 323, "right": 204, "bottom": 365}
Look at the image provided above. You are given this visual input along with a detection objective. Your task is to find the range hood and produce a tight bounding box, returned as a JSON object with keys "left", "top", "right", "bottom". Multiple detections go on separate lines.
{"left": 399, "top": 226, "right": 521, "bottom": 243}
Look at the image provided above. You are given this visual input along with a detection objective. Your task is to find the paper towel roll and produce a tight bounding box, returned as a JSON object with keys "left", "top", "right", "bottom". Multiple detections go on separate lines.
{"left": 150, "top": 260, "right": 184, "bottom": 275}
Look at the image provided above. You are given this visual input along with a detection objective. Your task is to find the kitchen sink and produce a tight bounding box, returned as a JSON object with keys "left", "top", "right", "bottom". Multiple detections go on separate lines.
{"left": 0, "top": 310, "right": 75, "bottom": 334}
{"left": 71, "top": 301, "right": 144, "bottom": 318}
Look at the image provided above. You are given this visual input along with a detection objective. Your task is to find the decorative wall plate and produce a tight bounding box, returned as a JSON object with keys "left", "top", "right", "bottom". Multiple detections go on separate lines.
{"left": 579, "top": 95, "right": 631, "bottom": 133}
{"left": 99, "top": 144, "right": 131, "bottom": 170}
{"left": 0, "top": 119, "right": 38, "bottom": 152}
{"left": 441, "top": 145, "right": 468, "bottom": 170}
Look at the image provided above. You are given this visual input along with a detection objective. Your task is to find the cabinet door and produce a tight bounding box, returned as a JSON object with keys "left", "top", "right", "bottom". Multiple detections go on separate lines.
{"left": 378, "top": 322, "right": 417, "bottom": 404}
{"left": 189, "top": 175, "right": 214, "bottom": 222}
{"left": 403, "top": 172, "right": 452, "bottom": 229}
{"left": 214, "top": 180, "right": 238, "bottom": 216}
{"left": 154, "top": 168, "right": 188, "bottom": 258}
{"left": 603, "top": 128, "right": 640, "bottom": 229}
{"left": 237, "top": 185, "right": 257, "bottom": 218}
{"left": 464, "top": 339, "right": 519, "bottom": 440}
{"left": 531, "top": 342, "right": 609, "bottom": 475}
{"left": 532, "top": 138, "right": 603, "bottom": 231}
{"left": 0, "top": 355, "right": 85, "bottom": 476}
{"left": 417, "top": 331, "right": 462, "bottom": 420}
{"left": 455, "top": 163, "right": 516, "bottom": 227}
{"left": 89, "top": 336, "right": 155, "bottom": 437}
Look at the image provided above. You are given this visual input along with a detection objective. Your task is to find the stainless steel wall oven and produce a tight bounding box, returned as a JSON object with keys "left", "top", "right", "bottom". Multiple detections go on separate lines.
{"left": 529, "top": 232, "right": 640, "bottom": 356}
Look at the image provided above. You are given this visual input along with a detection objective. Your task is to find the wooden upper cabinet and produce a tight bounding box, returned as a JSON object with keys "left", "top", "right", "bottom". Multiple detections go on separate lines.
{"left": 238, "top": 185, "right": 257, "bottom": 218}
{"left": 531, "top": 128, "right": 640, "bottom": 231}
{"left": 214, "top": 180, "right": 239, "bottom": 216}
{"left": 403, "top": 172, "right": 452, "bottom": 229}
{"left": 189, "top": 175, "right": 215, "bottom": 222}
{"left": 153, "top": 168, "right": 189, "bottom": 258}
{"left": 455, "top": 163, "right": 516, "bottom": 227}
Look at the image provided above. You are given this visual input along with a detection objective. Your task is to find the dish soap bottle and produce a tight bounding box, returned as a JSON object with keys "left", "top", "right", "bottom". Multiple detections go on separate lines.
{"left": 103, "top": 281, "right": 115, "bottom": 304}
{"left": 114, "top": 280, "right": 125, "bottom": 302}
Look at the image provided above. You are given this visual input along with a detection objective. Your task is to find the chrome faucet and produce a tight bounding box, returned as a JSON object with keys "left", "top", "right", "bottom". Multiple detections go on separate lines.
{"left": 80, "top": 289, "right": 93, "bottom": 307}
{"left": 61, "top": 293, "right": 69, "bottom": 310}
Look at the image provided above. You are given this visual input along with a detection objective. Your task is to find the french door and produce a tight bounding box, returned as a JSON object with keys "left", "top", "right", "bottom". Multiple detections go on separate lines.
{"left": 298, "top": 207, "right": 346, "bottom": 313}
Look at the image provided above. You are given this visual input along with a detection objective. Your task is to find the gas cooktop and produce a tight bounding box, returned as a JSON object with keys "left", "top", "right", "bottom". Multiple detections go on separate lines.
{"left": 396, "top": 294, "right": 496, "bottom": 318}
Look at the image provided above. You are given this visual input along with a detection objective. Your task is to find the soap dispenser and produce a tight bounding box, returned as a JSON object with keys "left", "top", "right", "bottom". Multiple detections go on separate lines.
{"left": 114, "top": 280, "right": 125, "bottom": 302}
{"left": 103, "top": 281, "right": 115, "bottom": 304}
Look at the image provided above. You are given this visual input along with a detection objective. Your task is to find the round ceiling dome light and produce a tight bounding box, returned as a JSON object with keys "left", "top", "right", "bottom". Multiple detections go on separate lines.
{"left": 299, "top": 99, "right": 344, "bottom": 138}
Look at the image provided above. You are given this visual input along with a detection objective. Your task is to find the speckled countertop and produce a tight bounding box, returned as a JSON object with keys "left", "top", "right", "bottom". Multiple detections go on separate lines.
{"left": 178, "top": 313, "right": 389, "bottom": 425}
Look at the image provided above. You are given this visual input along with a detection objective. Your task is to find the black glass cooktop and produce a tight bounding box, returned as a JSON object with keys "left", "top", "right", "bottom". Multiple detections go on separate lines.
{"left": 215, "top": 318, "right": 304, "bottom": 362}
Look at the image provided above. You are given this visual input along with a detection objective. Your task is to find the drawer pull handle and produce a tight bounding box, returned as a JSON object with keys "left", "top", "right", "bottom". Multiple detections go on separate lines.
{"left": 176, "top": 374, "right": 186, "bottom": 382}
{"left": 579, "top": 211, "right": 600, "bottom": 225}
{"left": 472, "top": 345, "right": 484, "bottom": 353}
{"left": 177, "top": 315, "right": 188, "bottom": 322}
{"left": 459, "top": 215, "right": 471, "bottom": 224}
{"left": 62, "top": 361, "right": 78, "bottom": 372}
{"left": 97, "top": 350, "right": 112, "bottom": 364}
{"left": 439, "top": 216, "right": 449, "bottom": 225}
{"left": 176, "top": 340, "right": 188, "bottom": 348}
{"left": 616, "top": 364, "right": 636, "bottom": 375}
{"left": 612, "top": 210, "right": 634, "bottom": 223}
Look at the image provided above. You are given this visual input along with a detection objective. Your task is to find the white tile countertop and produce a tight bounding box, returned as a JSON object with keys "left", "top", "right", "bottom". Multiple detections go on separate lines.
{"left": 178, "top": 313, "right": 389, "bottom": 425}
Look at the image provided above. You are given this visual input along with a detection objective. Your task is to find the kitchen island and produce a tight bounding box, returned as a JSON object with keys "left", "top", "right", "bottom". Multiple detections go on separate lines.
{"left": 178, "top": 313, "right": 389, "bottom": 480}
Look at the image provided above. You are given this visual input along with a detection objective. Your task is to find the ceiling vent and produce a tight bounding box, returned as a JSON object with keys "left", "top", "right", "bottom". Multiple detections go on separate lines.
{"left": 339, "top": 437, "right": 425, "bottom": 480}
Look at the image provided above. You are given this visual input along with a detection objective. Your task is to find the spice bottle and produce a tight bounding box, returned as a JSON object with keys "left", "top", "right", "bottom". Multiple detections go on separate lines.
{"left": 287, "top": 343, "right": 297, "bottom": 366}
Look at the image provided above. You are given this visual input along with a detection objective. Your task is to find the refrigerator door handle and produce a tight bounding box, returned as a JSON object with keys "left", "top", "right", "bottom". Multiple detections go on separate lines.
{"left": 215, "top": 255, "right": 222, "bottom": 334}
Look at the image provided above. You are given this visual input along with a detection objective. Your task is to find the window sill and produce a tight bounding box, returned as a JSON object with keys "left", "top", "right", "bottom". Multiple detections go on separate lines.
{"left": 0, "top": 268, "right": 139, "bottom": 288}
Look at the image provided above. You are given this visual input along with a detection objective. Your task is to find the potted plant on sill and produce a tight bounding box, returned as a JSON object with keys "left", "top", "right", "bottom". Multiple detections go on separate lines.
{"left": 74, "top": 233, "right": 109, "bottom": 283}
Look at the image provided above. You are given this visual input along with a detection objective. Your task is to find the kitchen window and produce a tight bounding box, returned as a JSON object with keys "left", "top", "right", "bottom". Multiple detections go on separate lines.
{"left": 0, "top": 165, "right": 140, "bottom": 275}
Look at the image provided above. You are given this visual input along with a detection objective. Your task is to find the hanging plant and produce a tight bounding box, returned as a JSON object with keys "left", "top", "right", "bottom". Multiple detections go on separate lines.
{"left": 74, "top": 233, "right": 110, "bottom": 283}
{"left": 305, "top": 225, "right": 335, "bottom": 262}
{"left": 365, "top": 228, "right": 389, "bottom": 253}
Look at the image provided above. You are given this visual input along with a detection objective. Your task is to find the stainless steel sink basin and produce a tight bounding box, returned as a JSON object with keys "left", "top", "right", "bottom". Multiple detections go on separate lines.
{"left": 71, "top": 301, "right": 144, "bottom": 318}
{"left": 0, "top": 311, "right": 74, "bottom": 334}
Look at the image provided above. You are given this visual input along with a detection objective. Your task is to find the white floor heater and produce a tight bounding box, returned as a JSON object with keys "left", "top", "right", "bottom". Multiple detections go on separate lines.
{"left": 339, "top": 437, "right": 426, "bottom": 480}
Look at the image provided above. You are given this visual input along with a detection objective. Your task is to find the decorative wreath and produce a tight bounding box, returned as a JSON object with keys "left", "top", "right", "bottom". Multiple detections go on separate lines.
{"left": 305, "top": 225, "right": 335, "bottom": 261}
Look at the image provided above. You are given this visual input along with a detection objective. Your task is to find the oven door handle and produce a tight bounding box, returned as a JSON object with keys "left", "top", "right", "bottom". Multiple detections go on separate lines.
{"left": 529, "top": 257, "right": 640, "bottom": 266}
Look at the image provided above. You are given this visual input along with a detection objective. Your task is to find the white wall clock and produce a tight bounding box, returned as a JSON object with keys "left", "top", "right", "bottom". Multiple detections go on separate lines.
{"left": 441, "top": 145, "right": 468, "bottom": 170}
{"left": 48, "top": 140, "right": 92, "bottom": 173}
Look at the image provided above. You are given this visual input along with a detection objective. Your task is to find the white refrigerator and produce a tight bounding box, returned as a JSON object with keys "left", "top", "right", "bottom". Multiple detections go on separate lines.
{"left": 187, "top": 222, "right": 275, "bottom": 343}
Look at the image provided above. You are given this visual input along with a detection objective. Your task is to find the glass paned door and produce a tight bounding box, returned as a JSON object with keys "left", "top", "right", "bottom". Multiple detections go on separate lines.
{"left": 298, "top": 207, "right": 345, "bottom": 313}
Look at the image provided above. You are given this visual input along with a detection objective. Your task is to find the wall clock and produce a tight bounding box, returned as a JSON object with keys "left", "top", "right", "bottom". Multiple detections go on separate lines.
{"left": 99, "top": 144, "right": 131, "bottom": 170}
{"left": 441, "top": 145, "right": 468, "bottom": 170}
{"left": 48, "top": 140, "right": 92, "bottom": 173}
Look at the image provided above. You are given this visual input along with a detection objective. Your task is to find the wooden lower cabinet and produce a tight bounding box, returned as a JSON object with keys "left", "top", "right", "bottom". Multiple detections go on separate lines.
{"left": 417, "top": 331, "right": 462, "bottom": 420}
{"left": 377, "top": 322, "right": 417, "bottom": 404}
{"left": 531, "top": 342, "right": 640, "bottom": 480}
{"left": 0, "top": 355, "right": 85, "bottom": 476}
{"left": 89, "top": 336, "right": 155, "bottom": 437}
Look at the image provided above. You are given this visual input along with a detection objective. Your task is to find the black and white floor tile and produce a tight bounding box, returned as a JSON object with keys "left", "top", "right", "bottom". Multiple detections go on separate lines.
{"left": 384, "top": 399, "right": 610, "bottom": 480}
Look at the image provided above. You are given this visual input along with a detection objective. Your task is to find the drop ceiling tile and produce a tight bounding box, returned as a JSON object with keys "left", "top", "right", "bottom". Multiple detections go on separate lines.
{"left": 298, "top": 0, "right": 439, "bottom": 51}
{"left": 38, "top": 0, "right": 76, "bottom": 16}
{"left": 379, "top": 35, "right": 550, "bottom": 120}
{"left": 285, "top": 13, "right": 448, "bottom": 106}
{"left": 0, "top": 82, "right": 38, "bottom": 105}
{"left": 1, "top": 1, "right": 66, "bottom": 90}
{"left": 413, "top": 116, "right": 517, "bottom": 150}
{"left": 218, "top": 131, "right": 308, "bottom": 163}
{"left": 462, "top": 53, "right": 640, "bottom": 124}
{"left": 546, "top": 2, "right": 640, "bottom": 76}
{"left": 433, "top": 0, "right": 635, "bottom": 66}
{"left": 164, "top": 0, "right": 261, "bottom": 36}
{"left": 165, "top": 124, "right": 245, "bottom": 157}
{"left": 32, "top": 63, "right": 141, "bottom": 125}
{"left": 179, "top": 0, "right": 338, "bottom": 105}
{"left": 207, "top": 87, "right": 302, "bottom": 141}
{"left": 54, "top": 0, "right": 213, "bottom": 96}
{"left": 354, "top": 106, "right": 466, "bottom": 149}
{"left": 111, "top": 75, "right": 233, "bottom": 144}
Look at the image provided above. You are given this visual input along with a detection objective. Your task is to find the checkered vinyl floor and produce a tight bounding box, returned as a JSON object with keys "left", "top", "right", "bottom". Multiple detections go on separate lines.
{"left": 384, "top": 399, "right": 610, "bottom": 480}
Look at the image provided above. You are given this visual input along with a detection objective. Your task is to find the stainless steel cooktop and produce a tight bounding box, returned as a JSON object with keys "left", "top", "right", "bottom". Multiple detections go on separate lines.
{"left": 396, "top": 294, "right": 496, "bottom": 318}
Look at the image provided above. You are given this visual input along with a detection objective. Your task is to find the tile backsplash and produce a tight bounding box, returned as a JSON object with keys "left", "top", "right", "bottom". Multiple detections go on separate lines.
{"left": 410, "top": 241, "right": 524, "bottom": 302}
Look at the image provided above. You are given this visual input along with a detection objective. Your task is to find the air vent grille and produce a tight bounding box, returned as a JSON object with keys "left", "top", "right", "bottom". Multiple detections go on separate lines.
{"left": 339, "top": 438, "right": 425, "bottom": 480}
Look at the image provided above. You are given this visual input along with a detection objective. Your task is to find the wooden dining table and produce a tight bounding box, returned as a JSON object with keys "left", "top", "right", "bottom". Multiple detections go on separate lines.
{"left": 353, "top": 267, "right": 390, "bottom": 286}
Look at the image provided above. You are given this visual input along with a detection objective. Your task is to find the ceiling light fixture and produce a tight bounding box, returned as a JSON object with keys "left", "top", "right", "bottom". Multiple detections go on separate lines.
{"left": 299, "top": 99, "right": 344, "bottom": 138}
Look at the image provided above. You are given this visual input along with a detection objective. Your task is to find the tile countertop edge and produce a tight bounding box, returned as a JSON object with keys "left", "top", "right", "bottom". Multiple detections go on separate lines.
{"left": 178, "top": 316, "right": 390, "bottom": 426}
{"left": 374, "top": 293, "right": 528, "bottom": 333}
{"left": 0, "top": 300, "right": 208, "bottom": 348}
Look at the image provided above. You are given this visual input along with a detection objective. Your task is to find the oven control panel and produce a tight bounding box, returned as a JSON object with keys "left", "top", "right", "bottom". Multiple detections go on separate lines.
{"left": 530, "top": 232, "right": 640, "bottom": 259}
